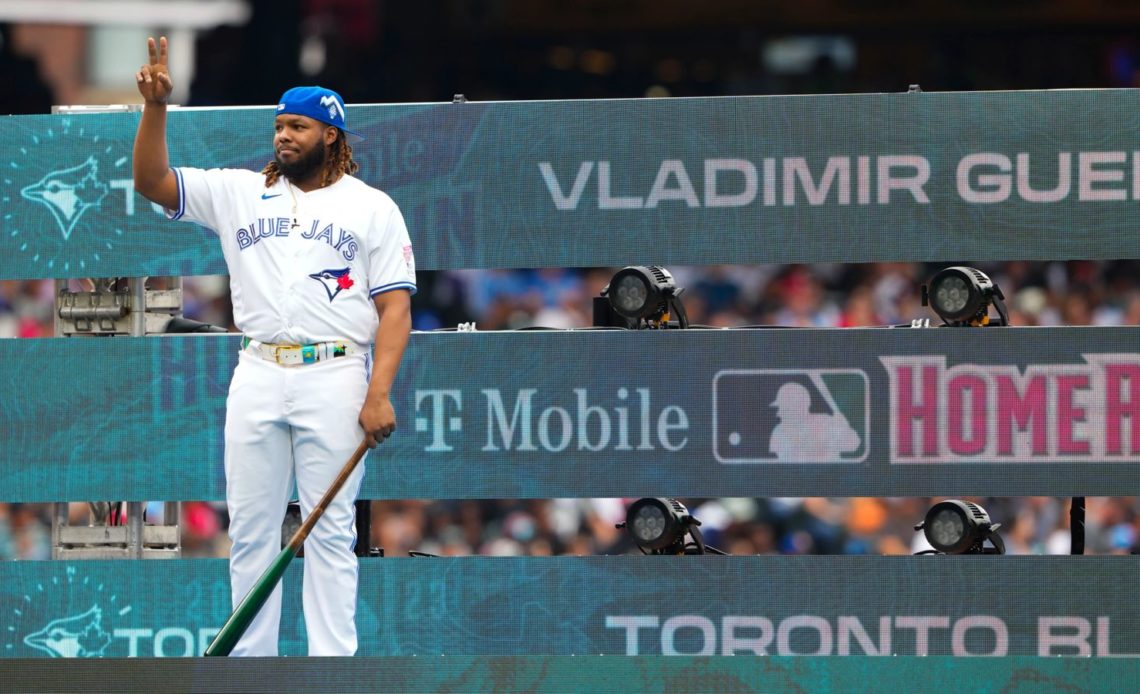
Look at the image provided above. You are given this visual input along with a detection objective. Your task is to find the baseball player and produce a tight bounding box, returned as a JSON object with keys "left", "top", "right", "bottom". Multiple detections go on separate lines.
{"left": 132, "top": 36, "right": 415, "bottom": 656}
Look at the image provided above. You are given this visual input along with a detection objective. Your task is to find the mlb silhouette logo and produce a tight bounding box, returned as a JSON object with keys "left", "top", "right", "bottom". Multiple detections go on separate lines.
{"left": 713, "top": 369, "right": 869, "bottom": 463}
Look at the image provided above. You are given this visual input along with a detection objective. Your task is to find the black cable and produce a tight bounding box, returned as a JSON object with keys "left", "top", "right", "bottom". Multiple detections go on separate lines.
{"left": 1070, "top": 497, "right": 1085, "bottom": 555}
{"left": 668, "top": 295, "right": 689, "bottom": 329}
{"left": 689, "top": 523, "right": 706, "bottom": 554}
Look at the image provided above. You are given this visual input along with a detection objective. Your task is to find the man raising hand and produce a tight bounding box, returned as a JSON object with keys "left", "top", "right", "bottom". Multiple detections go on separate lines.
{"left": 132, "top": 36, "right": 416, "bottom": 657}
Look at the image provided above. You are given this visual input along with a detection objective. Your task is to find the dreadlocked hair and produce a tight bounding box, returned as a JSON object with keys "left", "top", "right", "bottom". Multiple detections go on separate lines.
{"left": 262, "top": 129, "right": 359, "bottom": 189}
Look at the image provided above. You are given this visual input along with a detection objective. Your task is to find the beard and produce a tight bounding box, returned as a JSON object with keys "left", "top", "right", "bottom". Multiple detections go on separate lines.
{"left": 275, "top": 141, "right": 328, "bottom": 182}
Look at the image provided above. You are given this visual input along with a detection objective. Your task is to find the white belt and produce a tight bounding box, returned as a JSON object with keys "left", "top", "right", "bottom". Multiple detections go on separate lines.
{"left": 241, "top": 336, "right": 364, "bottom": 366}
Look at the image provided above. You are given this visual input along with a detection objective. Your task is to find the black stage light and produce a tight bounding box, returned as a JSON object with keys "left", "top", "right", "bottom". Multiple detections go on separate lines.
{"left": 625, "top": 497, "right": 688, "bottom": 552}
{"left": 619, "top": 497, "right": 721, "bottom": 555}
{"left": 597, "top": 266, "right": 688, "bottom": 329}
{"left": 914, "top": 499, "right": 1005, "bottom": 555}
{"left": 922, "top": 266, "right": 1009, "bottom": 327}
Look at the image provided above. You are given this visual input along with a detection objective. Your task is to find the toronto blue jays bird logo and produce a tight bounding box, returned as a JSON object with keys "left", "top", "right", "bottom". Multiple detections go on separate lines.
{"left": 309, "top": 267, "right": 355, "bottom": 301}
{"left": 20, "top": 156, "right": 110, "bottom": 241}
{"left": 5, "top": 564, "right": 133, "bottom": 657}
{"left": 23, "top": 606, "right": 113, "bottom": 658}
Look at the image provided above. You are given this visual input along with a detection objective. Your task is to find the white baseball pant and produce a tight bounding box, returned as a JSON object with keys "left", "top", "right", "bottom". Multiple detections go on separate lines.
{"left": 223, "top": 349, "right": 368, "bottom": 656}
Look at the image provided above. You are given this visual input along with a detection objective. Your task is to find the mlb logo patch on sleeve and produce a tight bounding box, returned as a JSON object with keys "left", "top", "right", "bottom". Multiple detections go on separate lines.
{"left": 402, "top": 244, "right": 415, "bottom": 278}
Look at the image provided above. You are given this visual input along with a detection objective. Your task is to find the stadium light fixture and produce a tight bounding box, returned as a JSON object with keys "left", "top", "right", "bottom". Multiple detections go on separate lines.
{"left": 618, "top": 497, "right": 726, "bottom": 555}
{"left": 921, "top": 266, "right": 1009, "bottom": 327}
{"left": 597, "top": 266, "right": 689, "bottom": 329}
{"left": 914, "top": 499, "right": 1005, "bottom": 555}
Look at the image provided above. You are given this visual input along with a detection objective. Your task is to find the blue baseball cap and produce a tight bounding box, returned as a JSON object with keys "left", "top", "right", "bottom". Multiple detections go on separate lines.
{"left": 276, "top": 86, "right": 363, "bottom": 142}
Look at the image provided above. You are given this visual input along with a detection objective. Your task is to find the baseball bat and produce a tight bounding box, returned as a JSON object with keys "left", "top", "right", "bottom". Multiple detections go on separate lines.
{"left": 204, "top": 438, "right": 370, "bottom": 657}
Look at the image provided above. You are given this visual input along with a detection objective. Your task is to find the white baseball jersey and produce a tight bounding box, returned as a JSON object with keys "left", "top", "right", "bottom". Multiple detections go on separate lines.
{"left": 167, "top": 167, "right": 416, "bottom": 344}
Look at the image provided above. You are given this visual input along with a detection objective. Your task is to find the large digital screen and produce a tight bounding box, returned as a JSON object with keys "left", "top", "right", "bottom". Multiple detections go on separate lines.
{"left": 3, "top": 90, "right": 1140, "bottom": 280}
{"left": 1, "top": 557, "right": 1137, "bottom": 658}
{"left": 3, "top": 328, "right": 1140, "bottom": 501}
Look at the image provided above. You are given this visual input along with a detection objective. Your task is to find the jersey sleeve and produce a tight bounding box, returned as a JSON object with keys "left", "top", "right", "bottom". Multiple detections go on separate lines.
{"left": 164, "top": 166, "right": 244, "bottom": 233}
{"left": 367, "top": 201, "right": 418, "bottom": 298}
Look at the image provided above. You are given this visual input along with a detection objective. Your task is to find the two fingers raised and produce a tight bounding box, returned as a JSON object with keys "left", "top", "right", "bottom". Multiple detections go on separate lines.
{"left": 136, "top": 36, "right": 171, "bottom": 90}
{"left": 147, "top": 36, "right": 168, "bottom": 66}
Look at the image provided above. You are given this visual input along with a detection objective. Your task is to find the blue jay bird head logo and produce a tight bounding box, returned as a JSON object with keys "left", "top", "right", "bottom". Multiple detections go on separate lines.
{"left": 5, "top": 565, "right": 132, "bottom": 657}
{"left": 19, "top": 156, "right": 110, "bottom": 240}
{"left": 23, "top": 606, "right": 113, "bottom": 658}
{"left": 309, "top": 267, "right": 355, "bottom": 302}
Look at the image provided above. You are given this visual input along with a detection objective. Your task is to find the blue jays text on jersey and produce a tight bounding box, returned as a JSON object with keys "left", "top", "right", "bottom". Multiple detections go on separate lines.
{"left": 235, "top": 217, "right": 359, "bottom": 262}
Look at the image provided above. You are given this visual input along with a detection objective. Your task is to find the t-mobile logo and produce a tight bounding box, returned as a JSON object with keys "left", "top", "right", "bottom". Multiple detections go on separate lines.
{"left": 414, "top": 389, "right": 463, "bottom": 451}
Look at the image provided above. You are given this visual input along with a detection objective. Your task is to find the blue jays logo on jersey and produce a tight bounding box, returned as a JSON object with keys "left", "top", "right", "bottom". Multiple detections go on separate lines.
{"left": 20, "top": 156, "right": 109, "bottom": 241}
{"left": 309, "top": 267, "right": 355, "bottom": 302}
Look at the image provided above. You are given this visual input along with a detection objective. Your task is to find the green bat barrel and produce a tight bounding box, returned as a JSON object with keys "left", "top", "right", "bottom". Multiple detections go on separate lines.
{"left": 204, "top": 545, "right": 299, "bottom": 656}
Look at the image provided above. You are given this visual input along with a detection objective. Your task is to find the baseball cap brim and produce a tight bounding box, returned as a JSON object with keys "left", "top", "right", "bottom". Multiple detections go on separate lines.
{"left": 341, "top": 125, "right": 364, "bottom": 144}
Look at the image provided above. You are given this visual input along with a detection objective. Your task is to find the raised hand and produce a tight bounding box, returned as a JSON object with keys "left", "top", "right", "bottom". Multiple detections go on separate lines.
{"left": 135, "top": 36, "right": 173, "bottom": 105}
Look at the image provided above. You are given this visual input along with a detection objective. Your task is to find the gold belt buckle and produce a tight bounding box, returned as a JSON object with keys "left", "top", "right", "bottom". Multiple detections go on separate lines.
{"left": 277, "top": 345, "right": 307, "bottom": 365}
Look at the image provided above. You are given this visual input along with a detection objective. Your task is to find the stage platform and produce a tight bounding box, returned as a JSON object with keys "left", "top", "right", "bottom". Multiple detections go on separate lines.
{"left": 0, "top": 655, "right": 1136, "bottom": 693}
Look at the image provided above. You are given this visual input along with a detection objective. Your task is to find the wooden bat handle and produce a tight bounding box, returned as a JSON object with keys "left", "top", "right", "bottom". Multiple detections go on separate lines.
{"left": 285, "top": 439, "right": 370, "bottom": 553}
